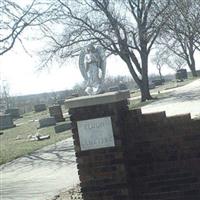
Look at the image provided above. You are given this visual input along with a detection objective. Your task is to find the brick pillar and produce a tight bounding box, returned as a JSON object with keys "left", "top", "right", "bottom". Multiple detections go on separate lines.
{"left": 65, "top": 91, "right": 132, "bottom": 200}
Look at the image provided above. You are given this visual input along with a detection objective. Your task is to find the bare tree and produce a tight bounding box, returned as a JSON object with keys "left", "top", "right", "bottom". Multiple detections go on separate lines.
{"left": 39, "top": 0, "right": 171, "bottom": 101}
{"left": 151, "top": 50, "right": 169, "bottom": 80}
{"left": 0, "top": 0, "right": 56, "bottom": 55}
{"left": 159, "top": 0, "right": 200, "bottom": 77}
{"left": 167, "top": 55, "right": 186, "bottom": 72}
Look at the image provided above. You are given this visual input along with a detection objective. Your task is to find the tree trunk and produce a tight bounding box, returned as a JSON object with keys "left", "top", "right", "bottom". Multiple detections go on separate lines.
{"left": 140, "top": 52, "right": 153, "bottom": 102}
{"left": 158, "top": 67, "right": 163, "bottom": 81}
{"left": 189, "top": 57, "right": 198, "bottom": 77}
{"left": 188, "top": 40, "right": 198, "bottom": 77}
{"left": 140, "top": 81, "right": 152, "bottom": 102}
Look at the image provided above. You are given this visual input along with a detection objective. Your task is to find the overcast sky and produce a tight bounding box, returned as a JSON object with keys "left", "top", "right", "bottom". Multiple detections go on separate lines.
{"left": 0, "top": 37, "right": 199, "bottom": 96}
{"left": 1, "top": 0, "right": 200, "bottom": 97}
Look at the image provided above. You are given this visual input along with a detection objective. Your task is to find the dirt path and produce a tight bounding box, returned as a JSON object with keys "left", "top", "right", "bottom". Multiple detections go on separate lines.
{"left": 142, "top": 79, "right": 200, "bottom": 118}
{"left": 0, "top": 138, "right": 79, "bottom": 200}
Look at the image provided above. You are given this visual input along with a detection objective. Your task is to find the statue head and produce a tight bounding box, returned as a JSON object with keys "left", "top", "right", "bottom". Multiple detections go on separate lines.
{"left": 86, "top": 43, "right": 95, "bottom": 53}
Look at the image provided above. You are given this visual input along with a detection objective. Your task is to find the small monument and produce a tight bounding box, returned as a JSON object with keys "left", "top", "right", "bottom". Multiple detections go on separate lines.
{"left": 38, "top": 117, "right": 56, "bottom": 128}
{"left": 79, "top": 43, "right": 106, "bottom": 95}
{"left": 49, "top": 105, "right": 65, "bottom": 122}
{"left": 34, "top": 104, "right": 47, "bottom": 112}
{"left": 0, "top": 114, "right": 16, "bottom": 130}
{"left": 5, "top": 108, "right": 20, "bottom": 118}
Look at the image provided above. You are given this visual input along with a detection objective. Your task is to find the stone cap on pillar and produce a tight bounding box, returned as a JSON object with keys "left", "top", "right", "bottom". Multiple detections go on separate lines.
{"left": 65, "top": 90, "right": 130, "bottom": 109}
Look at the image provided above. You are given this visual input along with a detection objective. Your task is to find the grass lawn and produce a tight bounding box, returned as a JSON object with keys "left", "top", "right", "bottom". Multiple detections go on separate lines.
{"left": 0, "top": 109, "right": 71, "bottom": 165}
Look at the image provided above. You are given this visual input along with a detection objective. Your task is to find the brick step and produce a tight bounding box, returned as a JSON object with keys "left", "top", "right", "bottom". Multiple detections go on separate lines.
{"left": 149, "top": 182, "right": 200, "bottom": 193}
{"left": 142, "top": 190, "right": 181, "bottom": 200}
{"left": 142, "top": 188, "right": 200, "bottom": 200}
{"left": 147, "top": 176, "right": 198, "bottom": 188}
{"left": 138, "top": 171, "right": 192, "bottom": 182}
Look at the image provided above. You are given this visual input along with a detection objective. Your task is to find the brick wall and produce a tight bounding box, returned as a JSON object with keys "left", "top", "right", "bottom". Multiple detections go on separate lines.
{"left": 69, "top": 100, "right": 200, "bottom": 200}
{"left": 125, "top": 110, "right": 200, "bottom": 200}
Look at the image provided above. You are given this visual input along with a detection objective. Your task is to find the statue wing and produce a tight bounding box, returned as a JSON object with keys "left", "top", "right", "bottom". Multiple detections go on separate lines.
{"left": 96, "top": 46, "right": 106, "bottom": 80}
{"left": 79, "top": 49, "right": 88, "bottom": 81}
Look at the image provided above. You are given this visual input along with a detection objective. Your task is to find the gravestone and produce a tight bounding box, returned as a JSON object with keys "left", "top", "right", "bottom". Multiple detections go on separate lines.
{"left": 108, "top": 86, "right": 119, "bottom": 92}
{"left": 57, "top": 99, "right": 65, "bottom": 105}
{"left": 54, "top": 122, "right": 72, "bottom": 133}
{"left": 0, "top": 114, "right": 16, "bottom": 130}
{"left": 49, "top": 105, "right": 65, "bottom": 122}
{"left": 152, "top": 79, "right": 165, "bottom": 86}
{"left": 38, "top": 117, "right": 56, "bottom": 128}
{"left": 119, "top": 82, "right": 128, "bottom": 90}
{"left": 5, "top": 108, "right": 20, "bottom": 118}
{"left": 176, "top": 69, "right": 188, "bottom": 81}
{"left": 34, "top": 104, "right": 47, "bottom": 112}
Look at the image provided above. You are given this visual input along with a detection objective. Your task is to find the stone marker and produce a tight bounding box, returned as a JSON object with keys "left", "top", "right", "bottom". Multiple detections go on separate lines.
{"left": 54, "top": 122, "right": 72, "bottom": 133}
{"left": 34, "top": 104, "right": 47, "bottom": 112}
{"left": 38, "top": 117, "right": 56, "bottom": 128}
{"left": 57, "top": 99, "right": 65, "bottom": 105}
{"left": 5, "top": 108, "right": 20, "bottom": 118}
{"left": 176, "top": 68, "right": 188, "bottom": 81}
{"left": 108, "top": 86, "right": 119, "bottom": 92}
{"left": 119, "top": 82, "right": 128, "bottom": 90}
{"left": 49, "top": 105, "right": 65, "bottom": 122}
{"left": 37, "top": 135, "right": 50, "bottom": 140}
{"left": 0, "top": 114, "right": 16, "bottom": 130}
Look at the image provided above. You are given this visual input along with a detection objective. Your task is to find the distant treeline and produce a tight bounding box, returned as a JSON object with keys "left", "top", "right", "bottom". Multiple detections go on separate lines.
{"left": 0, "top": 74, "right": 176, "bottom": 114}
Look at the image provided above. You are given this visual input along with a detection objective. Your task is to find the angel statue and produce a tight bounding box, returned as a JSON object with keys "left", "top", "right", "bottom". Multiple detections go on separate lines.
{"left": 79, "top": 43, "right": 106, "bottom": 95}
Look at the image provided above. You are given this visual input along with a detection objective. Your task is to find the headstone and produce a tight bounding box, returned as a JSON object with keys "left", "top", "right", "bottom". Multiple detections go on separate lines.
{"left": 176, "top": 69, "right": 188, "bottom": 81}
{"left": 149, "top": 82, "right": 156, "bottom": 89}
{"left": 71, "top": 93, "right": 79, "bottom": 98}
{"left": 38, "top": 117, "right": 56, "bottom": 128}
{"left": 54, "top": 122, "right": 72, "bottom": 133}
{"left": 34, "top": 104, "right": 47, "bottom": 112}
{"left": 0, "top": 114, "right": 16, "bottom": 130}
{"left": 152, "top": 79, "right": 165, "bottom": 86}
{"left": 49, "top": 105, "right": 65, "bottom": 122}
{"left": 108, "top": 86, "right": 119, "bottom": 92}
{"left": 37, "top": 135, "right": 50, "bottom": 140}
{"left": 57, "top": 99, "right": 65, "bottom": 105}
{"left": 119, "top": 82, "right": 128, "bottom": 90}
{"left": 5, "top": 108, "right": 20, "bottom": 118}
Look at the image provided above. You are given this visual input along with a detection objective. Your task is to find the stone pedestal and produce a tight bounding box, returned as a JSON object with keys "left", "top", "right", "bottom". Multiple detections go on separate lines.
{"left": 49, "top": 105, "right": 65, "bottom": 122}
{"left": 65, "top": 91, "right": 132, "bottom": 200}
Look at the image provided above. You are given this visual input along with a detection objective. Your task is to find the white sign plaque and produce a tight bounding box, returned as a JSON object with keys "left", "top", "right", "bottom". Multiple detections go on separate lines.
{"left": 77, "top": 117, "right": 115, "bottom": 151}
